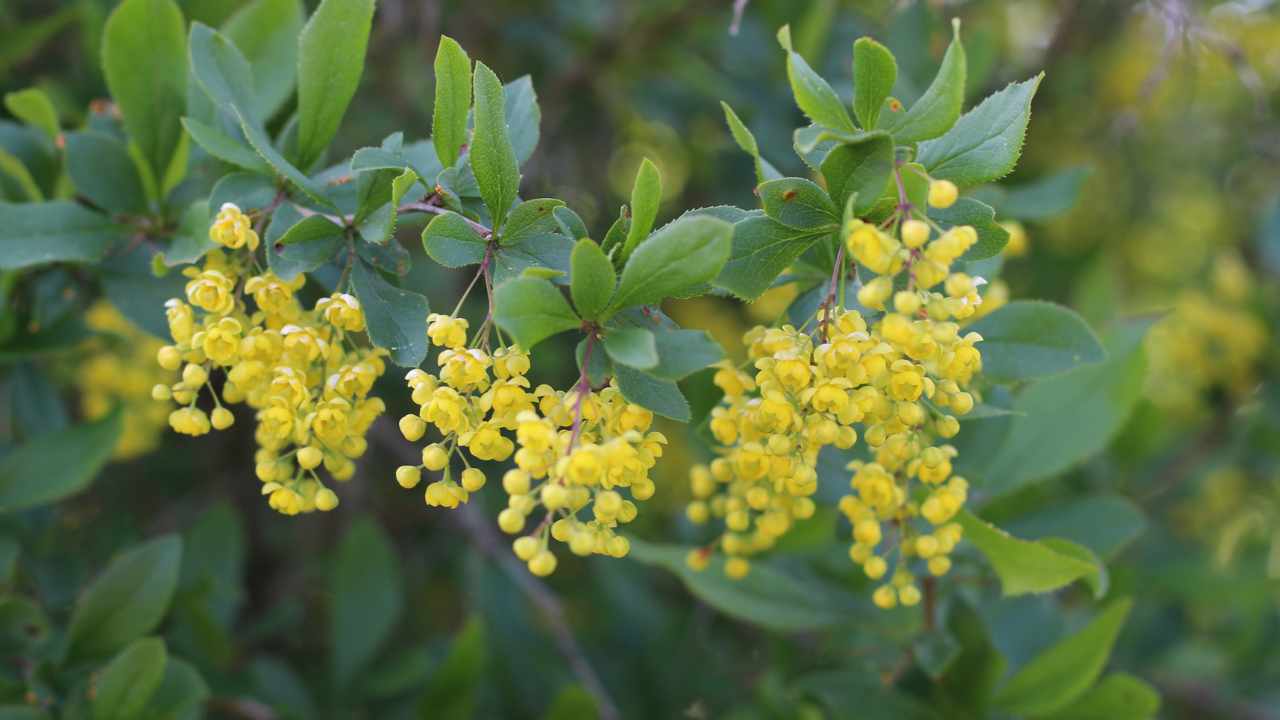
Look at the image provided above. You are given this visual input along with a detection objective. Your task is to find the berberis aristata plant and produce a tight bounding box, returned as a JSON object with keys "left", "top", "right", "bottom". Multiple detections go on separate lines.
{"left": 0, "top": 0, "right": 1157, "bottom": 716}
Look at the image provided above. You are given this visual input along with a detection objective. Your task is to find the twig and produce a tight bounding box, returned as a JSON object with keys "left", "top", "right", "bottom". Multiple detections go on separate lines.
{"left": 729, "top": 0, "right": 749, "bottom": 35}
{"left": 568, "top": 331, "right": 597, "bottom": 450}
{"left": 369, "top": 419, "right": 621, "bottom": 720}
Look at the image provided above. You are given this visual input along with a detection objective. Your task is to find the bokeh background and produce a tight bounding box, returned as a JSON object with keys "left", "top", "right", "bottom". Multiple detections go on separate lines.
{"left": 2, "top": 0, "right": 1279, "bottom": 718}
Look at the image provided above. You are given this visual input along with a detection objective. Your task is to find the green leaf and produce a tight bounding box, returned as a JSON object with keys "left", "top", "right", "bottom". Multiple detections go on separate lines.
{"left": 1040, "top": 538, "right": 1109, "bottom": 599}
{"left": 493, "top": 276, "right": 581, "bottom": 349}
{"left": 140, "top": 658, "right": 210, "bottom": 720}
{"left": 621, "top": 158, "right": 662, "bottom": 260}
{"left": 956, "top": 511, "right": 1100, "bottom": 596}
{"left": 432, "top": 36, "right": 472, "bottom": 169}
{"left": 628, "top": 540, "right": 858, "bottom": 631}
{"left": 917, "top": 74, "right": 1043, "bottom": 188}
{"left": 940, "top": 600, "right": 1006, "bottom": 714}
{"left": 295, "top": 0, "right": 374, "bottom": 168}
{"left": 721, "top": 102, "right": 780, "bottom": 185}
{"left": 470, "top": 62, "right": 521, "bottom": 230}
{"left": 3, "top": 89, "right": 58, "bottom": 142}
{"left": 264, "top": 207, "right": 340, "bottom": 280}
{"left": 569, "top": 238, "right": 615, "bottom": 320}
{"left": 576, "top": 338, "right": 612, "bottom": 387}
{"left": 976, "top": 167, "right": 1092, "bottom": 221}
{"left": 929, "top": 197, "right": 1010, "bottom": 261}
{"left": 880, "top": 19, "right": 965, "bottom": 142}
{"left": 1041, "top": 673, "right": 1160, "bottom": 720}
{"left": 0, "top": 201, "right": 121, "bottom": 270}
{"left": 0, "top": 149, "right": 43, "bottom": 201}
{"left": 66, "top": 535, "right": 182, "bottom": 661}
{"left": 650, "top": 328, "right": 723, "bottom": 380}
{"left": 331, "top": 518, "right": 403, "bottom": 689}
{"left": 795, "top": 670, "right": 941, "bottom": 720}
{"left": 503, "top": 76, "right": 542, "bottom": 166}
{"left": 0, "top": 407, "right": 122, "bottom": 512}
{"left": 758, "top": 177, "right": 838, "bottom": 230}
{"left": 852, "top": 38, "right": 897, "bottom": 129}
{"left": 500, "top": 198, "right": 565, "bottom": 247}
{"left": 780, "top": 30, "right": 855, "bottom": 132}
{"left": 609, "top": 216, "right": 733, "bottom": 311}
{"left": 553, "top": 206, "right": 588, "bottom": 240}
{"left": 601, "top": 327, "right": 658, "bottom": 370}
{"left": 102, "top": 0, "right": 187, "bottom": 182}
{"left": 1004, "top": 495, "right": 1147, "bottom": 560}
{"left": 93, "top": 637, "right": 167, "bottom": 720}
{"left": 65, "top": 132, "right": 148, "bottom": 214}
{"left": 223, "top": 0, "right": 305, "bottom": 119}
{"left": 713, "top": 214, "right": 828, "bottom": 300}
{"left": 187, "top": 22, "right": 256, "bottom": 111}
{"left": 100, "top": 244, "right": 186, "bottom": 338}
{"left": 349, "top": 259, "right": 431, "bottom": 368}
{"left": 977, "top": 319, "right": 1150, "bottom": 497}
{"left": 180, "top": 117, "right": 271, "bottom": 174}
{"left": 613, "top": 365, "right": 689, "bottom": 421}
{"left": 422, "top": 211, "right": 486, "bottom": 267}
{"left": 820, "top": 132, "right": 894, "bottom": 214}
{"left": 235, "top": 107, "right": 336, "bottom": 209}
{"left": 993, "top": 599, "right": 1134, "bottom": 716}
{"left": 415, "top": 617, "right": 486, "bottom": 720}
{"left": 356, "top": 167, "right": 420, "bottom": 245}
{"left": 545, "top": 686, "right": 598, "bottom": 720}
{"left": 969, "top": 301, "right": 1106, "bottom": 382}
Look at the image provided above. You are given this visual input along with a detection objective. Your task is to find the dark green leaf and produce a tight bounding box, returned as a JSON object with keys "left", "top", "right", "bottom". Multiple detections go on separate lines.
{"left": 187, "top": 22, "right": 255, "bottom": 111}
{"left": 609, "top": 216, "right": 733, "bottom": 311}
{"left": 925, "top": 197, "right": 1010, "bottom": 261}
{"left": 601, "top": 327, "right": 658, "bottom": 370}
{"left": 422, "top": 211, "right": 486, "bottom": 267}
{"left": 415, "top": 617, "right": 486, "bottom": 720}
{"left": 880, "top": 19, "right": 965, "bottom": 142}
{"left": 101, "top": 243, "right": 186, "bottom": 338}
{"left": 331, "top": 518, "right": 403, "bottom": 689}
{"left": 621, "top": 158, "right": 662, "bottom": 260}
{"left": 66, "top": 535, "right": 182, "bottom": 661}
{"left": 779, "top": 28, "right": 854, "bottom": 132}
{"left": 349, "top": 259, "right": 431, "bottom": 368}
{"left": 0, "top": 201, "right": 121, "bottom": 270}
{"left": 180, "top": 117, "right": 271, "bottom": 174}
{"left": 852, "top": 38, "right": 897, "bottom": 129}
{"left": 102, "top": 0, "right": 187, "bottom": 182}
{"left": 0, "top": 408, "right": 122, "bottom": 512}
{"left": 223, "top": 0, "right": 305, "bottom": 119}
{"left": 969, "top": 301, "right": 1106, "bottom": 382}
{"left": 493, "top": 276, "right": 581, "bottom": 349}
{"left": 553, "top": 206, "right": 588, "bottom": 241}
{"left": 917, "top": 74, "right": 1043, "bottom": 188}
{"left": 295, "top": 0, "right": 374, "bottom": 168}
{"left": 470, "top": 62, "right": 521, "bottom": 230}
{"left": 503, "top": 76, "right": 542, "bottom": 167}
{"left": 432, "top": 36, "right": 472, "bottom": 169}
{"left": 92, "top": 637, "right": 167, "bottom": 720}
{"left": 993, "top": 599, "right": 1133, "bottom": 716}
{"left": 569, "top": 238, "right": 615, "bottom": 320}
{"left": 500, "top": 198, "right": 565, "bottom": 247}
{"left": 356, "top": 167, "right": 420, "bottom": 245}
{"left": 758, "top": 177, "right": 837, "bottom": 230}
{"left": 141, "top": 658, "right": 210, "bottom": 720}
{"left": 613, "top": 365, "right": 689, "bottom": 421}
{"left": 65, "top": 132, "right": 148, "bottom": 214}
{"left": 545, "top": 686, "right": 598, "bottom": 720}
{"left": 1004, "top": 496, "right": 1146, "bottom": 561}
{"left": 714, "top": 214, "right": 828, "bottom": 300}
{"left": 820, "top": 132, "right": 894, "bottom": 214}
{"left": 976, "top": 167, "right": 1092, "bottom": 221}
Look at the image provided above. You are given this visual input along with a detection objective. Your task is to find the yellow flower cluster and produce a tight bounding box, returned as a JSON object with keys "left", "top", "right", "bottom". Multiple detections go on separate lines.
{"left": 1146, "top": 252, "right": 1268, "bottom": 415}
{"left": 74, "top": 302, "right": 174, "bottom": 459}
{"left": 153, "top": 203, "right": 387, "bottom": 515}
{"left": 396, "top": 315, "right": 667, "bottom": 576}
{"left": 687, "top": 179, "right": 984, "bottom": 608}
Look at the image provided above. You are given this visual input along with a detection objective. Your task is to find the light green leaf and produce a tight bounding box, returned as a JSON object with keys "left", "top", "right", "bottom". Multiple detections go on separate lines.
{"left": 1040, "top": 673, "right": 1160, "bottom": 720}
{"left": 432, "top": 36, "right": 472, "bottom": 169}
{"left": 331, "top": 518, "right": 402, "bottom": 689}
{"left": 780, "top": 28, "right": 854, "bottom": 132}
{"left": 649, "top": 328, "right": 723, "bottom": 380}
{"left": 180, "top": 117, "right": 271, "bottom": 174}
{"left": 602, "top": 327, "right": 658, "bottom": 370}
{"left": 609, "top": 216, "right": 733, "bottom": 311}
{"left": 422, "top": 211, "right": 486, "bottom": 267}
{"left": 187, "top": 22, "right": 256, "bottom": 113}
{"left": 66, "top": 535, "right": 182, "bottom": 661}
{"left": 545, "top": 685, "right": 598, "bottom": 720}
{"left": 621, "top": 158, "right": 662, "bottom": 260}
{"left": 852, "top": 38, "right": 897, "bottom": 129}
{"left": 102, "top": 0, "right": 187, "bottom": 182}
{"left": 0, "top": 202, "right": 120, "bottom": 272}
{"left": 140, "top": 658, "right": 210, "bottom": 720}
{"left": 500, "top": 198, "right": 564, "bottom": 247}
{"left": 470, "top": 62, "right": 521, "bottom": 230}
{"left": 65, "top": 132, "right": 148, "bottom": 214}
{"left": 968, "top": 301, "right": 1106, "bottom": 382}
{"left": 0, "top": 408, "right": 122, "bottom": 512}
{"left": 493, "top": 276, "right": 581, "bottom": 349}
{"left": 93, "top": 637, "right": 167, "bottom": 720}
{"left": 569, "top": 238, "right": 615, "bottom": 320}
{"left": 821, "top": 132, "right": 894, "bottom": 214}
{"left": 917, "top": 74, "right": 1043, "bottom": 188}
{"left": 880, "top": 19, "right": 965, "bottom": 142}
{"left": 977, "top": 319, "right": 1150, "bottom": 497}
{"left": 0, "top": 149, "right": 43, "bottom": 202}
{"left": 613, "top": 365, "right": 689, "bottom": 421}
{"left": 295, "top": 0, "right": 374, "bottom": 168}
{"left": 349, "top": 259, "right": 431, "bottom": 368}
{"left": 956, "top": 511, "right": 1100, "bottom": 596}
{"left": 929, "top": 197, "right": 1010, "bottom": 261}
{"left": 223, "top": 0, "right": 305, "bottom": 119}
{"left": 720, "top": 101, "right": 780, "bottom": 185}
{"left": 3, "top": 89, "right": 58, "bottom": 142}
{"left": 713, "top": 214, "right": 829, "bottom": 300}
{"left": 758, "top": 177, "right": 838, "bottom": 230}
{"left": 993, "top": 599, "right": 1134, "bottom": 716}
{"left": 356, "top": 167, "right": 419, "bottom": 245}
{"left": 628, "top": 540, "right": 858, "bottom": 630}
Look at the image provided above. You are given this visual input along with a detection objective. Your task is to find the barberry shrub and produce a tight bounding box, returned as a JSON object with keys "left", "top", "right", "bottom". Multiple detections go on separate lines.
{"left": 0, "top": 0, "right": 1167, "bottom": 717}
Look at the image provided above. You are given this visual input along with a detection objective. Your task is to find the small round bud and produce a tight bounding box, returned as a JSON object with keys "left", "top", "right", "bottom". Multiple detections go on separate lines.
{"left": 927, "top": 179, "right": 958, "bottom": 209}
{"left": 297, "top": 446, "right": 324, "bottom": 470}
{"left": 157, "top": 346, "right": 183, "bottom": 370}
{"left": 724, "top": 557, "right": 750, "bottom": 579}
{"left": 498, "top": 508, "right": 525, "bottom": 534}
{"left": 151, "top": 384, "right": 172, "bottom": 401}
{"left": 528, "top": 549, "right": 557, "bottom": 577}
{"left": 872, "top": 585, "right": 897, "bottom": 609}
{"left": 421, "top": 444, "right": 449, "bottom": 471}
{"left": 211, "top": 407, "right": 235, "bottom": 430}
{"left": 396, "top": 465, "right": 422, "bottom": 489}
{"left": 399, "top": 414, "right": 426, "bottom": 442}
{"left": 901, "top": 219, "right": 930, "bottom": 248}
{"left": 314, "top": 488, "right": 339, "bottom": 511}
{"left": 460, "top": 467, "right": 486, "bottom": 492}
{"left": 513, "top": 536, "right": 539, "bottom": 561}
{"left": 502, "top": 469, "right": 531, "bottom": 495}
